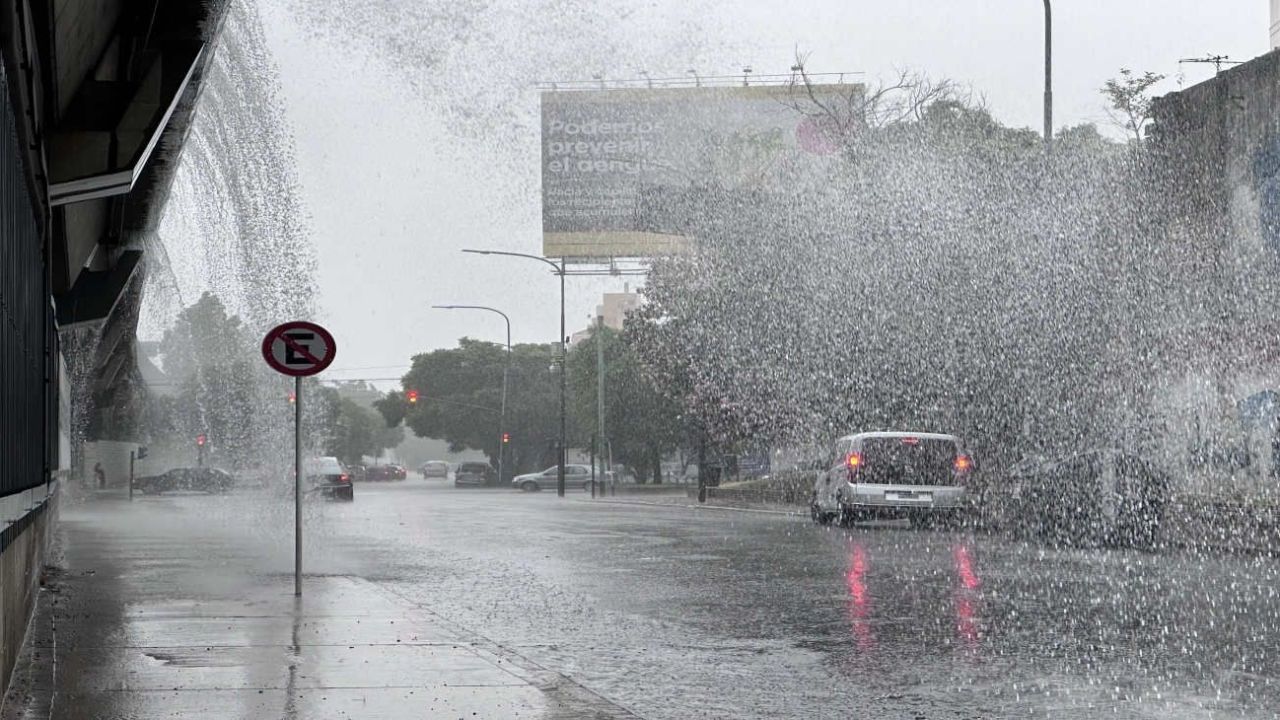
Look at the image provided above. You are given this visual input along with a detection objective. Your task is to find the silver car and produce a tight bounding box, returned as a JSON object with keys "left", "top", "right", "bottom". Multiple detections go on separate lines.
{"left": 810, "top": 431, "right": 973, "bottom": 527}
{"left": 513, "top": 464, "right": 594, "bottom": 492}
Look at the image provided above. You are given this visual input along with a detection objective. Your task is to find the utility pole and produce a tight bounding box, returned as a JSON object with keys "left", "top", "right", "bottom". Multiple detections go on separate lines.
{"left": 433, "top": 305, "right": 511, "bottom": 484}
{"left": 1043, "top": 0, "right": 1053, "bottom": 152}
{"left": 596, "top": 314, "right": 606, "bottom": 495}
{"left": 463, "top": 249, "right": 568, "bottom": 497}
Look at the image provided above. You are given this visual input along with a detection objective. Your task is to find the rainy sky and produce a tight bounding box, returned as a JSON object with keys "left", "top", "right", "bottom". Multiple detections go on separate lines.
{"left": 247, "top": 0, "right": 1265, "bottom": 385}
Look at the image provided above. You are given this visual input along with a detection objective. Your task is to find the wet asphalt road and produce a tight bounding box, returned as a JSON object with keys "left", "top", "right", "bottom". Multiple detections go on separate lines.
{"left": 92, "top": 478, "right": 1280, "bottom": 718}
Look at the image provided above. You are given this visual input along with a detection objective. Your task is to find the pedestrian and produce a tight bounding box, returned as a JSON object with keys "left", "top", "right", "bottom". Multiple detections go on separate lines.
{"left": 93, "top": 462, "right": 106, "bottom": 489}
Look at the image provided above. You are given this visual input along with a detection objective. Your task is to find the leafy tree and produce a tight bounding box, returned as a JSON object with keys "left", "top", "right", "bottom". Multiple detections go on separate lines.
{"left": 1102, "top": 69, "right": 1166, "bottom": 143}
{"left": 151, "top": 292, "right": 261, "bottom": 465}
{"left": 567, "top": 326, "right": 681, "bottom": 482}
{"left": 628, "top": 82, "right": 1177, "bottom": 477}
{"left": 379, "top": 338, "right": 565, "bottom": 474}
{"left": 316, "top": 387, "right": 401, "bottom": 466}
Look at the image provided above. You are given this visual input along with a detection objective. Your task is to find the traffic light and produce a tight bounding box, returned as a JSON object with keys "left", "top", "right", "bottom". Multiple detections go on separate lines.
{"left": 502, "top": 432, "right": 510, "bottom": 444}
{"left": 196, "top": 434, "right": 207, "bottom": 447}
{"left": 406, "top": 389, "right": 419, "bottom": 404}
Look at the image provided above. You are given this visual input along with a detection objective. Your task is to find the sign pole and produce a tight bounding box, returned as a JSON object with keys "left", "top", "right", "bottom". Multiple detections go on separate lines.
{"left": 261, "top": 320, "right": 336, "bottom": 600}
{"left": 294, "top": 375, "right": 303, "bottom": 597}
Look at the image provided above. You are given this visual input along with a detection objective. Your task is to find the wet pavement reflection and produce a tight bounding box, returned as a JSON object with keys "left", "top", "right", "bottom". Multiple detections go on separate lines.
{"left": 17, "top": 482, "right": 1280, "bottom": 719}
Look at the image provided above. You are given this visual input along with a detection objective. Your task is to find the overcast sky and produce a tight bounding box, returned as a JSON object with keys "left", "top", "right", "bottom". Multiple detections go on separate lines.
{"left": 255, "top": 0, "right": 1268, "bottom": 386}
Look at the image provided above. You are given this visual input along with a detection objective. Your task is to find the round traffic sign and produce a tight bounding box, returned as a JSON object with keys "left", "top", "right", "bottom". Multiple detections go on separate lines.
{"left": 261, "top": 321, "right": 337, "bottom": 377}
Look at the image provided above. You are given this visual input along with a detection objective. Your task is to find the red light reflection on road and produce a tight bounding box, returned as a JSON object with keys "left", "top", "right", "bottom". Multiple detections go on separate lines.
{"left": 952, "top": 543, "right": 981, "bottom": 650}
{"left": 846, "top": 543, "right": 875, "bottom": 650}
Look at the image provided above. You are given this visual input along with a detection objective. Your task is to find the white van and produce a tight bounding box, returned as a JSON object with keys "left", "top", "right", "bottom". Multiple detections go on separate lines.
{"left": 810, "top": 431, "right": 972, "bottom": 527}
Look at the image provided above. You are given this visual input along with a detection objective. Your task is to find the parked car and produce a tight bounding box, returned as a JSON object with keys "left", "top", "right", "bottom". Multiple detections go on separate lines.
{"left": 454, "top": 462, "right": 498, "bottom": 487}
{"left": 303, "top": 457, "right": 354, "bottom": 501}
{"left": 512, "top": 464, "right": 595, "bottom": 492}
{"left": 364, "top": 464, "right": 406, "bottom": 481}
{"left": 419, "top": 460, "right": 449, "bottom": 479}
{"left": 1000, "top": 449, "right": 1169, "bottom": 548}
{"left": 810, "top": 431, "right": 974, "bottom": 527}
{"left": 133, "top": 467, "right": 235, "bottom": 495}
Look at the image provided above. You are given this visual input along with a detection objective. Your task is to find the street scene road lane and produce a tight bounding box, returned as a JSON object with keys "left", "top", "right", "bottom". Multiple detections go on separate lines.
{"left": 13, "top": 480, "right": 1280, "bottom": 719}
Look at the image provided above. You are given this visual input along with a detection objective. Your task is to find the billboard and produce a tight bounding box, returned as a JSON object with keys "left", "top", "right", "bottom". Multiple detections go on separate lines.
{"left": 541, "top": 83, "right": 862, "bottom": 259}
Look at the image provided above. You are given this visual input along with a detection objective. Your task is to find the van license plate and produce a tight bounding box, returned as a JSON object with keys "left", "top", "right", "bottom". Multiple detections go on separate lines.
{"left": 886, "top": 492, "right": 931, "bottom": 502}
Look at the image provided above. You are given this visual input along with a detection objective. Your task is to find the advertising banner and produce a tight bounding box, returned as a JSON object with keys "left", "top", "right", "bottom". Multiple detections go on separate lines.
{"left": 541, "top": 83, "right": 862, "bottom": 259}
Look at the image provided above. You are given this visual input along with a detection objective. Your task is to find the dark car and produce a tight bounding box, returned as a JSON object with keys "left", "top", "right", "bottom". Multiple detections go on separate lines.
{"left": 364, "top": 464, "right": 407, "bottom": 481}
{"left": 304, "top": 457, "right": 355, "bottom": 501}
{"left": 133, "top": 467, "right": 235, "bottom": 495}
{"left": 455, "top": 462, "right": 497, "bottom": 487}
{"left": 1001, "top": 449, "right": 1169, "bottom": 548}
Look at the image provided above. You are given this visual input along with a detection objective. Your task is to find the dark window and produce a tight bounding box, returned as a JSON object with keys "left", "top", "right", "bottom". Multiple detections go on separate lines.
{"left": 858, "top": 437, "right": 959, "bottom": 486}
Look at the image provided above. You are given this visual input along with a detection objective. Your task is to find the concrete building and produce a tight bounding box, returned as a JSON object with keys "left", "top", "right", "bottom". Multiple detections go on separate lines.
{"left": 1148, "top": 47, "right": 1280, "bottom": 493}
{"left": 569, "top": 286, "right": 642, "bottom": 346}
{"left": 0, "top": 0, "right": 225, "bottom": 697}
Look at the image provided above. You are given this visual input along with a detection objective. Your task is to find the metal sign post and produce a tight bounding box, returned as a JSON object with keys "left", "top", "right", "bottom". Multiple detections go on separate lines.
{"left": 294, "top": 376, "right": 302, "bottom": 597}
{"left": 261, "top": 321, "right": 337, "bottom": 598}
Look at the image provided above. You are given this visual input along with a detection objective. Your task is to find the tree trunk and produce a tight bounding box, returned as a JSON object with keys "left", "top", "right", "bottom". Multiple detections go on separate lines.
{"left": 652, "top": 445, "right": 663, "bottom": 484}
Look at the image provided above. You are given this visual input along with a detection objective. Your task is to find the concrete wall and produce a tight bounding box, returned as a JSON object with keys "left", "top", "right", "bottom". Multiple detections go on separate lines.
{"left": 81, "top": 441, "right": 141, "bottom": 488}
{"left": 1149, "top": 50, "right": 1280, "bottom": 494}
{"left": 0, "top": 487, "right": 56, "bottom": 697}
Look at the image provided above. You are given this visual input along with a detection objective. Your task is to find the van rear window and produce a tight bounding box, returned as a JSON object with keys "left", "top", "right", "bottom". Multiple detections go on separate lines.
{"left": 859, "top": 437, "right": 958, "bottom": 486}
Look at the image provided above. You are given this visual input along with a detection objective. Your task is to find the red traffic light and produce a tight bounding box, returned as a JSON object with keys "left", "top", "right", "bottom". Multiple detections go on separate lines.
{"left": 502, "top": 432, "right": 511, "bottom": 444}
{"left": 196, "top": 434, "right": 207, "bottom": 446}
{"left": 406, "top": 389, "right": 419, "bottom": 404}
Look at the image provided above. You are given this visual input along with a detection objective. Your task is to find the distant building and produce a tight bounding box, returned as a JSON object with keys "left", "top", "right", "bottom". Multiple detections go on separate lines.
{"left": 569, "top": 285, "right": 642, "bottom": 346}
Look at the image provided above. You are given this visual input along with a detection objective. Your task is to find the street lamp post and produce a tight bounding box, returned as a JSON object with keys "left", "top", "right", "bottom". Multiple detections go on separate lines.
{"left": 433, "top": 305, "right": 511, "bottom": 485}
{"left": 1043, "top": 0, "right": 1052, "bottom": 152}
{"left": 462, "top": 249, "right": 568, "bottom": 497}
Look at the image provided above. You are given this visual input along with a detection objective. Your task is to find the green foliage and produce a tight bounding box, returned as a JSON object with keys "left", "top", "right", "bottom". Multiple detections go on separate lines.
{"left": 149, "top": 292, "right": 261, "bottom": 464}
{"left": 629, "top": 92, "right": 1153, "bottom": 474}
{"left": 319, "top": 382, "right": 405, "bottom": 466}
{"left": 566, "top": 326, "right": 682, "bottom": 482}
{"left": 1102, "top": 69, "right": 1166, "bottom": 142}
{"left": 390, "top": 338, "right": 564, "bottom": 473}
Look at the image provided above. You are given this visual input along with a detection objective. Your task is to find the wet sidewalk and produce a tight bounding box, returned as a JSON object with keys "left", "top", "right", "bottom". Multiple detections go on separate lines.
{"left": 1, "top": 497, "right": 635, "bottom": 720}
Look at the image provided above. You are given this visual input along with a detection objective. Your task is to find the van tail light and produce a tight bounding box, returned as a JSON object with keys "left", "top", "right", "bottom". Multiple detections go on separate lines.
{"left": 845, "top": 452, "right": 863, "bottom": 481}
{"left": 953, "top": 455, "right": 972, "bottom": 475}
{"left": 339, "top": 473, "right": 350, "bottom": 483}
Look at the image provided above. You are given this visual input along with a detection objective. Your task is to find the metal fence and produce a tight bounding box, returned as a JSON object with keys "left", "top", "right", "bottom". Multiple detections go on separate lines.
{"left": 0, "top": 61, "right": 51, "bottom": 498}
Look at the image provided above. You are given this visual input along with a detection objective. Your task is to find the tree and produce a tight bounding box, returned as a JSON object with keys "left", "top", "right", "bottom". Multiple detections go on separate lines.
{"left": 378, "top": 338, "right": 565, "bottom": 474}
{"left": 1102, "top": 69, "right": 1166, "bottom": 143}
{"left": 316, "top": 387, "right": 401, "bottom": 467}
{"left": 567, "top": 326, "right": 682, "bottom": 482}
{"left": 151, "top": 292, "right": 261, "bottom": 466}
{"left": 628, "top": 74, "right": 1168, "bottom": 477}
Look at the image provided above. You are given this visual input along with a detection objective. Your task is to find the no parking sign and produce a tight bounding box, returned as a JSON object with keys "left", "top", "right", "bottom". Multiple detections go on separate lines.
{"left": 261, "top": 320, "right": 336, "bottom": 598}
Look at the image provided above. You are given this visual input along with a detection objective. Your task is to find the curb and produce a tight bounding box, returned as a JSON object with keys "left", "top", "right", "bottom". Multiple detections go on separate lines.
{"left": 579, "top": 498, "right": 806, "bottom": 517}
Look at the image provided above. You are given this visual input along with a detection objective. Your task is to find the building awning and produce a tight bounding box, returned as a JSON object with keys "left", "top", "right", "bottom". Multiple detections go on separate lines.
{"left": 46, "top": 43, "right": 205, "bottom": 207}
{"left": 55, "top": 250, "right": 142, "bottom": 328}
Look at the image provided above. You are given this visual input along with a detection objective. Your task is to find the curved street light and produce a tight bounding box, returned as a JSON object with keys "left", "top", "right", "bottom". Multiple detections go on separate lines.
{"left": 462, "top": 249, "right": 568, "bottom": 497}
{"left": 433, "top": 304, "right": 511, "bottom": 486}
